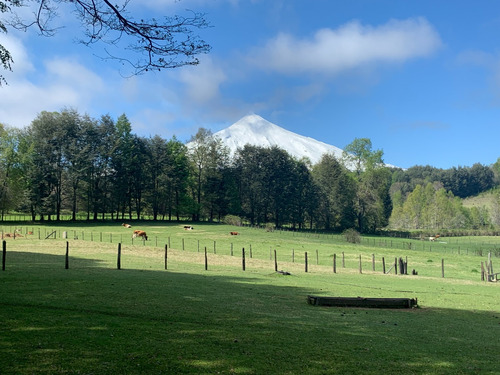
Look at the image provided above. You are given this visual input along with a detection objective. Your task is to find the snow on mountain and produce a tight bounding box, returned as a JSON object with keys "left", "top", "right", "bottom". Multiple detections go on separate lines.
{"left": 214, "top": 114, "right": 344, "bottom": 165}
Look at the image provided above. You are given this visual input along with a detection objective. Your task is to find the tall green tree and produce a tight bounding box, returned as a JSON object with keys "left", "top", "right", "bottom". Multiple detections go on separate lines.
{"left": 165, "top": 137, "right": 190, "bottom": 221}
{"left": 84, "top": 114, "right": 115, "bottom": 221}
{"left": 290, "top": 158, "right": 318, "bottom": 229}
{"left": 342, "top": 138, "right": 390, "bottom": 232}
{"left": 129, "top": 135, "right": 150, "bottom": 219}
{"left": 356, "top": 167, "right": 393, "bottom": 232}
{"left": 147, "top": 135, "right": 169, "bottom": 221}
{"left": 312, "top": 154, "right": 356, "bottom": 230}
{"left": 57, "top": 109, "right": 93, "bottom": 221}
{"left": 26, "top": 110, "right": 82, "bottom": 221}
{"left": 188, "top": 128, "right": 229, "bottom": 221}
{"left": 235, "top": 145, "right": 315, "bottom": 228}
{"left": 111, "top": 114, "right": 135, "bottom": 220}
{"left": 342, "top": 138, "right": 384, "bottom": 175}
{"left": 233, "top": 145, "right": 266, "bottom": 225}
{"left": 0, "top": 124, "right": 23, "bottom": 219}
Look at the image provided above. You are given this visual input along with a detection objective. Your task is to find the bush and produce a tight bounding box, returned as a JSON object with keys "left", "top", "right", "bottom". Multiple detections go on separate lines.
{"left": 265, "top": 223, "right": 275, "bottom": 232}
{"left": 224, "top": 215, "right": 242, "bottom": 226}
{"left": 343, "top": 228, "right": 361, "bottom": 244}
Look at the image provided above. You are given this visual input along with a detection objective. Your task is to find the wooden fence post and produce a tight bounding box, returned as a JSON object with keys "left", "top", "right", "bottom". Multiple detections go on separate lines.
{"left": 117, "top": 243, "right": 122, "bottom": 270}
{"left": 342, "top": 252, "right": 345, "bottom": 268}
{"left": 65, "top": 241, "right": 69, "bottom": 269}
{"left": 441, "top": 258, "right": 445, "bottom": 278}
{"left": 164, "top": 244, "right": 168, "bottom": 270}
{"left": 382, "top": 257, "right": 386, "bottom": 274}
{"left": 488, "top": 252, "right": 493, "bottom": 279}
{"left": 333, "top": 254, "right": 336, "bottom": 274}
{"left": 2, "top": 240, "right": 6, "bottom": 271}
{"left": 372, "top": 254, "right": 375, "bottom": 271}
{"left": 242, "top": 248, "right": 246, "bottom": 271}
{"left": 316, "top": 249, "right": 319, "bottom": 265}
{"left": 305, "top": 252, "right": 308, "bottom": 273}
{"left": 399, "top": 258, "right": 404, "bottom": 276}
{"left": 274, "top": 249, "right": 278, "bottom": 272}
{"left": 359, "top": 255, "right": 362, "bottom": 274}
{"left": 205, "top": 247, "right": 208, "bottom": 270}
{"left": 394, "top": 257, "right": 398, "bottom": 275}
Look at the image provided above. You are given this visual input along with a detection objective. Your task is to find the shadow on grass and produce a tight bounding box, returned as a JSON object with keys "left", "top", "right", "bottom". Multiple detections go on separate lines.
{"left": 0, "top": 252, "right": 499, "bottom": 375}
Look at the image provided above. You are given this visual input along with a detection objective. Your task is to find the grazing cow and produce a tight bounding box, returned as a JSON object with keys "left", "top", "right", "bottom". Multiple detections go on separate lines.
{"left": 230, "top": 231, "right": 239, "bottom": 235}
{"left": 184, "top": 225, "right": 194, "bottom": 230}
{"left": 132, "top": 230, "right": 148, "bottom": 240}
{"left": 3, "top": 233, "right": 22, "bottom": 239}
{"left": 429, "top": 234, "right": 441, "bottom": 242}
{"left": 122, "top": 223, "right": 132, "bottom": 228}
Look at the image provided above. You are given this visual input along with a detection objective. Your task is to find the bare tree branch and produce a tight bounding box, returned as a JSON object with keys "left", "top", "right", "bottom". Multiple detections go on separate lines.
{"left": 2, "top": 0, "right": 211, "bottom": 79}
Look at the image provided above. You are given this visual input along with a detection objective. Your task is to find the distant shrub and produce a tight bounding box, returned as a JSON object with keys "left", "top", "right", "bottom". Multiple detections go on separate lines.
{"left": 224, "top": 215, "right": 242, "bottom": 226}
{"left": 265, "top": 223, "right": 275, "bottom": 232}
{"left": 343, "top": 228, "right": 360, "bottom": 244}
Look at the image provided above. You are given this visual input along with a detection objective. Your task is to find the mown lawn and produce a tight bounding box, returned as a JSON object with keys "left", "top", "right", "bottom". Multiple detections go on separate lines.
{"left": 0, "top": 223, "right": 499, "bottom": 374}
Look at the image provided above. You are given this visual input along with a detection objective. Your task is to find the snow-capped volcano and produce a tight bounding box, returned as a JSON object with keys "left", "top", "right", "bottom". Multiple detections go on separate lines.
{"left": 215, "top": 114, "right": 344, "bottom": 164}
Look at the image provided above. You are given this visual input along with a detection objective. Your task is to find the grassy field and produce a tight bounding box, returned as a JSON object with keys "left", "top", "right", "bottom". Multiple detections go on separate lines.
{"left": 0, "top": 222, "right": 499, "bottom": 374}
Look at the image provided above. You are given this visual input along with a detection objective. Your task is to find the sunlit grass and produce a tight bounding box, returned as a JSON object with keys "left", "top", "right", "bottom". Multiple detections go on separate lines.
{"left": 0, "top": 223, "right": 499, "bottom": 374}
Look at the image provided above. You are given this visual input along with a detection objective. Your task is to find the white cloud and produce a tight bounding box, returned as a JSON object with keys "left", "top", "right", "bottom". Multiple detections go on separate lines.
{"left": 45, "top": 58, "right": 105, "bottom": 92}
{"left": 249, "top": 17, "right": 442, "bottom": 75}
{"left": 0, "top": 37, "right": 106, "bottom": 128}
{"left": 177, "top": 56, "right": 227, "bottom": 104}
{"left": 0, "top": 34, "right": 35, "bottom": 78}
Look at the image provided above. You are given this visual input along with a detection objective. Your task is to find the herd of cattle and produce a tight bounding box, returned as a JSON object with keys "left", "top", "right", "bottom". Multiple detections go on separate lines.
{"left": 120, "top": 223, "right": 239, "bottom": 241}
{"left": 0, "top": 227, "right": 441, "bottom": 241}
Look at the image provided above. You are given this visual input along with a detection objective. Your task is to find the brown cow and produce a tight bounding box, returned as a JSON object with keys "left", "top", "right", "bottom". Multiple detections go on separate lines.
{"left": 230, "top": 231, "right": 238, "bottom": 235}
{"left": 132, "top": 230, "right": 148, "bottom": 240}
{"left": 122, "top": 223, "right": 132, "bottom": 228}
{"left": 2, "top": 233, "right": 22, "bottom": 239}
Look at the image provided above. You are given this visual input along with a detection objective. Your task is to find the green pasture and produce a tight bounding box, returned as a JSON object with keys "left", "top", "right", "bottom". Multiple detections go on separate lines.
{"left": 2, "top": 222, "right": 499, "bottom": 280}
{"left": 0, "top": 223, "right": 499, "bottom": 374}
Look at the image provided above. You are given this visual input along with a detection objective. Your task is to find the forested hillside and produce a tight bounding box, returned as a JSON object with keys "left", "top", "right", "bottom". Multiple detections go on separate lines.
{"left": 1, "top": 109, "right": 499, "bottom": 232}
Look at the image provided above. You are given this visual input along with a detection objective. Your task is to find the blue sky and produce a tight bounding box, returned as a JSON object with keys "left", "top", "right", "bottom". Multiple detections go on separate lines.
{"left": 1, "top": 0, "right": 500, "bottom": 169}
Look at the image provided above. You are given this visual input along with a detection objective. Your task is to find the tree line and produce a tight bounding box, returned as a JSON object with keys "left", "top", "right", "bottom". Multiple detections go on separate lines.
{"left": 1, "top": 109, "right": 499, "bottom": 232}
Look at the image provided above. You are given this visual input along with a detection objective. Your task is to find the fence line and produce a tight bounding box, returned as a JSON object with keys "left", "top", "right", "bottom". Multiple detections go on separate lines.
{"left": 1, "top": 226, "right": 497, "bottom": 281}
{"left": 2, "top": 239, "right": 491, "bottom": 282}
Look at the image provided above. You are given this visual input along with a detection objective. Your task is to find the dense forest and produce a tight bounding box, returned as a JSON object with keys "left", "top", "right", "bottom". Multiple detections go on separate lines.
{"left": 1, "top": 109, "right": 500, "bottom": 233}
